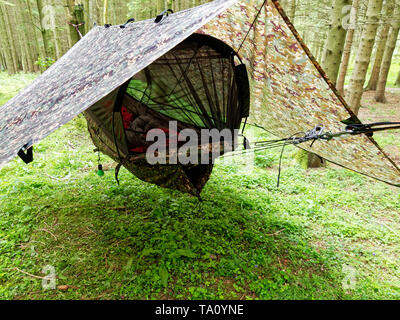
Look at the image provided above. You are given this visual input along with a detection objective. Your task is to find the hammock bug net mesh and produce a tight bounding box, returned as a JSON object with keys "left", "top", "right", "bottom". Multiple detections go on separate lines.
{"left": 84, "top": 34, "right": 250, "bottom": 196}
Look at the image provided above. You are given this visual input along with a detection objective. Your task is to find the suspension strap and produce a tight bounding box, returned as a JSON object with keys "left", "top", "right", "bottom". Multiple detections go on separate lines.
{"left": 155, "top": 9, "right": 173, "bottom": 23}
{"left": 17, "top": 140, "right": 33, "bottom": 164}
{"left": 120, "top": 18, "right": 135, "bottom": 28}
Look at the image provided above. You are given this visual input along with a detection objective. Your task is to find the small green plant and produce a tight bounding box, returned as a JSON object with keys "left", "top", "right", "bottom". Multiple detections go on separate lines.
{"left": 35, "top": 57, "right": 55, "bottom": 71}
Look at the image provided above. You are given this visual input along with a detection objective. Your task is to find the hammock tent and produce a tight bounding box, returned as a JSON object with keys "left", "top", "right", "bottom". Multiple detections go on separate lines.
{"left": 1, "top": 0, "right": 400, "bottom": 196}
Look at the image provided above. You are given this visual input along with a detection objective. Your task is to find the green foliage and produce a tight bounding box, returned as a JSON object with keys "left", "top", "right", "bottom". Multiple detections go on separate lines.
{"left": 0, "top": 72, "right": 37, "bottom": 106}
{"left": 294, "top": 149, "right": 309, "bottom": 169}
{"left": 35, "top": 57, "right": 55, "bottom": 70}
{"left": 0, "top": 72, "right": 400, "bottom": 300}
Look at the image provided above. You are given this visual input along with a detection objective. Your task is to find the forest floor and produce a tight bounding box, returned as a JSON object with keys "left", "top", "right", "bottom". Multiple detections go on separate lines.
{"left": 0, "top": 72, "right": 399, "bottom": 300}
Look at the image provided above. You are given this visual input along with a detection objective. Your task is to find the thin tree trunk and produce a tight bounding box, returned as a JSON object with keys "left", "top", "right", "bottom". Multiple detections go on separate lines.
{"left": 303, "top": 0, "right": 346, "bottom": 169}
{"left": 337, "top": 0, "right": 360, "bottom": 95}
{"left": 36, "top": 0, "right": 54, "bottom": 58}
{"left": 2, "top": 3, "right": 20, "bottom": 71}
{"left": 0, "top": 5, "right": 16, "bottom": 74}
{"left": 84, "top": 0, "right": 90, "bottom": 32}
{"left": 103, "top": 0, "right": 108, "bottom": 24}
{"left": 365, "top": 1, "right": 395, "bottom": 91}
{"left": 27, "top": 0, "right": 45, "bottom": 67}
{"left": 395, "top": 69, "right": 400, "bottom": 87}
{"left": 288, "top": 0, "right": 296, "bottom": 21}
{"left": 375, "top": 3, "right": 400, "bottom": 102}
{"left": 65, "top": 1, "right": 85, "bottom": 46}
{"left": 22, "top": 0, "right": 40, "bottom": 72}
{"left": 346, "top": 0, "right": 383, "bottom": 115}
{"left": 322, "top": 0, "right": 351, "bottom": 85}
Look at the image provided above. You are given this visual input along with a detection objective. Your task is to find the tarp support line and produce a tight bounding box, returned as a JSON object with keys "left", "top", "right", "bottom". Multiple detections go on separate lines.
{"left": 236, "top": 0, "right": 268, "bottom": 54}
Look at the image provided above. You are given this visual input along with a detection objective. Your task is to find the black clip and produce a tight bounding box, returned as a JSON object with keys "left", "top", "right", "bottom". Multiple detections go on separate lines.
{"left": 155, "top": 9, "right": 173, "bottom": 23}
{"left": 104, "top": 24, "right": 112, "bottom": 28}
{"left": 120, "top": 18, "right": 135, "bottom": 28}
{"left": 17, "top": 140, "right": 33, "bottom": 164}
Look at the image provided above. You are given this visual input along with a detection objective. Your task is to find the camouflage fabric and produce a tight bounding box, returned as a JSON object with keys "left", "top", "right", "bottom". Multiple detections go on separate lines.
{"left": 1, "top": 0, "right": 400, "bottom": 189}
{"left": 199, "top": 0, "right": 400, "bottom": 186}
{"left": 85, "top": 110, "right": 213, "bottom": 196}
{"left": 0, "top": 0, "right": 237, "bottom": 169}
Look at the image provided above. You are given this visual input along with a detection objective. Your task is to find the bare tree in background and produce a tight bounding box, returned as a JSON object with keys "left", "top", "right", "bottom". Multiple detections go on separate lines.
{"left": 366, "top": 0, "right": 395, "bottom": 91}
{"left": 337, "top": 0, "right": 360, "bottom": 96}
{"left": 346, "top": 0, "right": 384, "bottom": 115}
{"left": 375, "top": 1, "right": 400, "bottom": 102}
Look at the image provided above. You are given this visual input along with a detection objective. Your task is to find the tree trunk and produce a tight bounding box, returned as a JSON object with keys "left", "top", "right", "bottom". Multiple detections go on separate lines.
{"left": 365, "top": 1, "right": 395, "bottom": 91}
{"left": 346, "top": 0, "right": 383, "bottom": 115}
{"left": 84, "top": 0, "right": 90, "bottom": 32}
{"left": 103, "top": 0, "right": 108, "bottom": 24}
{"left": 301, "top": 0, "right": 347, "bottom": 169}
{"left": 26, "top": 0, "right": 45, "bottom": 68}
{"left": 36, "top": 0, "right": 55, "bottom": 58}
{"left": 65, "top": 1, "right": 86, "bottom": 46}
{"left": 0, "top": 5, "right": 16, "bottom": 74}
{"left": 288, "top": 0, "right": 296, "bottom": 21}
{"left": 2, "top": 3, "right": 19, "bottom": 72}
{"left": 374, "top": 3, "right": 400, "bottom": 102}
{"left": 15, "top": 1, "right": 34, "bottom": 72}
{"left": 395, "top": 69, "right": 400, "bottom": 87}
{"left": 22, "top": 0, "right": 40, "bottom": 72}
{"left": 337, "top": 0, "right": 360, "bottom": 95}
{"left": 322, "top": 0, "right": 351, "bottom": 85}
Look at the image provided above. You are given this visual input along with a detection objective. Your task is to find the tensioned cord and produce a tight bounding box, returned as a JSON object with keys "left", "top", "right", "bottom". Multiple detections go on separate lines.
{"left": 236, "top": 0, "right": 268, "bottom": 54}
{"left": 221, "top": 122, "right": 400, "bottom": 186}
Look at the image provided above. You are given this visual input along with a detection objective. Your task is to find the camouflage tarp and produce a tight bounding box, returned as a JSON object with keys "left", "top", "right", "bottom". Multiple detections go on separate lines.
{"left": 1, "top": 0, "right": 400, "bottom": 188}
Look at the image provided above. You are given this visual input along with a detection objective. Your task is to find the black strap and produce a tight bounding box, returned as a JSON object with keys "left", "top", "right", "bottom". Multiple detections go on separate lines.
{"left": 17, "top": 141, "right": 33, "bottom": 164}
{"left": 120, "top": 18, "right": 135, "bottom": 28}
{"left": 115, "top": 156, "right": 128, "bottom": 185}
{"left": 155, "top": 9, "right": 173, "bottom": 23}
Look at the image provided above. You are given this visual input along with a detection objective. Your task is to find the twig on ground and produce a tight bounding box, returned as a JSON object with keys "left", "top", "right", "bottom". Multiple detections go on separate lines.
{"left": 13, "top": 267, "right": 46, "bottom": 279}
{"left": 267, "top": 229, "right": 285, "bottom": 236}
{"left": 37, "top": 228, "right": 58, "bottom": 241}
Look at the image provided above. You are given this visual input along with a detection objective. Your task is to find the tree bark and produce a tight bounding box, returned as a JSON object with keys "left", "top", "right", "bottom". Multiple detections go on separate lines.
{"left": 36, "top": 0, "right": 54, "bottom": 58}
{"left": 0, "top": 4, "right": 16, "bottom": 74}
{"left": 322, "top": 0, "right": 351, "bottom": 85}
{"left": 395, "top": 69, "right": 400, "bottom": 87}
{"left": 305, "top": 0, "right": 350, "bottom": 168}
{"left": 103, "top": 0, "right": 108, "bottom": 24}
{"left": 65, "top": 1, "right": 86, "bottom": 46}
{"left": 337, "top": 0, "right": 360, "bottom": 95}
{"left": 374, "top": 3, "right": 400, "bottom": 102}
{"left": 26, "top": 0, "right": 45, "bottom": 67}
{"left": 288, "top": 0, "right": 296, "bottom": 21}
{"left": 365, "top": 1, "right": 395, "bottom": 91}
{"left": 346, "top": 0, "right": 383, "bottom": 115}
{"left": 2, "top": 3, "right": 19, "bottom": 72}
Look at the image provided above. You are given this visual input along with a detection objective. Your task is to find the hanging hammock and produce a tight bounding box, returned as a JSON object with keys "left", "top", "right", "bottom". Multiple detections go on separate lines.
{"left": 83, "top": 33, "right": 250, "bottom": 196}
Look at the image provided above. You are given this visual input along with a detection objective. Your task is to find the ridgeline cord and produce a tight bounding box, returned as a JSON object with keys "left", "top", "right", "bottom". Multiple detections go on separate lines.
{"left": 236, "top": 0, "right": 268, "bottom": 54}
{"left": 67, "top": 21, "right": 85, "bottom": 39}
{"left": 221, "top": 122, "right": 400, "bottom": 187}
